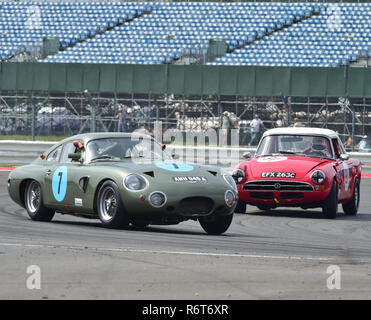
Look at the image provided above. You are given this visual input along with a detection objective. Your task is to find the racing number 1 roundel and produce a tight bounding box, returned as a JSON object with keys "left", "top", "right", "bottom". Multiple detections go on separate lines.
{"left": 52, "top": 166, "right": 68, "bottom": 202}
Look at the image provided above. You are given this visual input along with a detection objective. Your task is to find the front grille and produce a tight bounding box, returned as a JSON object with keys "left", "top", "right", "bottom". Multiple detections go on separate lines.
{"left": 280, "top": 192, "right": 304, "bottom": 199}
{"left": 250, "top": 192, "right": 273, "bottom": 199}
{"left": 244, "top": 180, "right": 313, "bottom": 191}
{"left": 179, "top": 197, "right": 214, "bottom": 216}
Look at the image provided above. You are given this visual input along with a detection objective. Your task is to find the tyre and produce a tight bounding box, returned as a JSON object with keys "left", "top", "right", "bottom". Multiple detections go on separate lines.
{"left": 97, "top": 180, "right": 129, "bottom": 229}
{"left": 342, "top": 179, "right": 360, "bottom": 216}
{"left": 234, "top": 201, "right": 246, "bottom": 213}
{"left": 25, "top": 180, "right": 55, "bottom": 222}
{"left": 199, "top": 214, "right": 233, "bottom": 235}
{"left": 322, "top": 180, "right": 338, "bottom": 219}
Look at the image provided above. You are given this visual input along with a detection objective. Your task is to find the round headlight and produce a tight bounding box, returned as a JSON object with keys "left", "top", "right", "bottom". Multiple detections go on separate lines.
{"left": 149, "top": 191, "right": 167, "bottom": 208}
{"left": 311, "top": 170, "right": 325, "bottom": 184}
{"left": 223, "top": 174, "right": 237, "bottom": 191}
{"left": 225, "top": 190, "right": 236, "bottom": 207}
{"left": 232, "top": 169, "right": 245, "bottom": 183}
{"left": 124, "top": 174, "right": 147, "bottom": 191}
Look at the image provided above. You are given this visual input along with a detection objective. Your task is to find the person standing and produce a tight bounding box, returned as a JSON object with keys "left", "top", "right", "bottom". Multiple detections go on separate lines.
{"left": 275, "top": 113, "right": 286, "bottom": 128}
{"left": 116, "top": 105, "right": 127, "bottom": 132}
{"left": 221, "top": 111, "right": 235, "bottom": 146}
{"left": 249, "top": 114, "right": 265, "bottom": 146}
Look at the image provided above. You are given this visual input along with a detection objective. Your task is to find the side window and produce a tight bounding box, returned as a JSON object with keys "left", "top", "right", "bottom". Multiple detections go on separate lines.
{"left": 59, "top": 142, "right": 76, "bottom": 163}
{"left": 332, "top": 138, "right": 340, "bottom": 158}
{"left": 47, "top": 145, "right": 62, "bottom": 162}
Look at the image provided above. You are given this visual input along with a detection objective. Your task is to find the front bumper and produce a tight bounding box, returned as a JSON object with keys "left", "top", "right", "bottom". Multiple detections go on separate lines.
{"left": 237, "top": 183, "right": 331, "bottom": 208}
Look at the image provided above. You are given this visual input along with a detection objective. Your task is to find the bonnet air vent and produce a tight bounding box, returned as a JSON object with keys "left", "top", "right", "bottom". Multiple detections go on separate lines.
{"left": 143, "top": 171, "right": 154, "bottom": 178}
{"left": 207, "top": 170, "right": 217, "bottom": 176}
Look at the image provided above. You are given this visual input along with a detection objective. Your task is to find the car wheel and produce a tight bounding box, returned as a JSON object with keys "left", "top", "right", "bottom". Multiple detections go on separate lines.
{"left": 97, "top": 180, "right": 129, "bottom": 229}
{"left": 25, "top": 180, "right": 55, "bottom": 222}
{"left": 199, "top": 214, "right": 233, "bottom": 235}
{"left": 342, "top": 179, "right": 360, "bottom": 216}
{"left": 322, "top": 180, "right": 338, "bottom": 219}
{"left": 234, "top": 201, "right": 246, "bottom": 213}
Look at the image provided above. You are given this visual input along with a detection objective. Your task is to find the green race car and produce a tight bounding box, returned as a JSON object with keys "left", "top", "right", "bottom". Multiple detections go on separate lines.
{"left": 7, "top": 133, "right": 237, "bottom": 234}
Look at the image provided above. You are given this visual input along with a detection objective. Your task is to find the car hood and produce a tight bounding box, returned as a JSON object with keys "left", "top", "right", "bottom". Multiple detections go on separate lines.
{"left": 91, "top": 160, "right": 221, "bottom": 178}
{"left": 246, "top": 155, "right": 330, "bottom": 179}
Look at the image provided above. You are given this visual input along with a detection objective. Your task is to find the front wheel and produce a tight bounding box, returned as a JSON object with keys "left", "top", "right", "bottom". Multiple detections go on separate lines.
{"left": 322, "top": 180, "right": 338, "bottom": 219}
{"left": 234, "top": 201, "right": 246, "bottom": 213}
{"left": 25, "top": 180, "right": 55, "bottom": 222}
{"left": 342, "top": 179, "right": 360, "bottom": 216}
{"left": 199, "top": 214, "right": 233, "bottom": 235}
{"left": 97, "top": 181, "right": 129, "bottom": 229}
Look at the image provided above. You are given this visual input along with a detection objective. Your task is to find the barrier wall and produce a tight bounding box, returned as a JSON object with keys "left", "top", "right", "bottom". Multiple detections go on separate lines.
{"left": 0, "top": 63, "right": 370, "bottom": 97}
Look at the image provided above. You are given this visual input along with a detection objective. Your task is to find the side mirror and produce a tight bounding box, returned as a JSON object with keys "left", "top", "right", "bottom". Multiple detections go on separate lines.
{"left": 161, "top": 144, "right": 166, "bottom": 151}
{"left": 242, "top": 152, "right": 251, "bottom": 160}
{"left": 340, "top": 154, "right": 349, "bottom": 161}
{"left": 68, "top": 152, "right": 81, "bottom": 161}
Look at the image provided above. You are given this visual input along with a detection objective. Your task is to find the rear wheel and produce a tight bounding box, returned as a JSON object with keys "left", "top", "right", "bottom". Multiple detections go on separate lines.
{"left": 234, "top": 201, "right": 246, "bottom": 213}
{"left": 97, "top": 181, "right": 129, "bottom": 229}
{"left": 199, "top": 214, "right": 233, "bottom": 235}
{"left": 342, "top": 179, "right": 360, "bottom": 216}
{"left": 322, "top": 180, "right": 338, "bottom": 219}
{"left": 25, "top": 180, "right": 55, "bottom": 222}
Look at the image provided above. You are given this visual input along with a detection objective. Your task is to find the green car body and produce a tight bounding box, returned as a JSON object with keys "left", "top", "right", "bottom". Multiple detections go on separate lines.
{"left": 8, "top": 133, "right": 237, "bottom": 234}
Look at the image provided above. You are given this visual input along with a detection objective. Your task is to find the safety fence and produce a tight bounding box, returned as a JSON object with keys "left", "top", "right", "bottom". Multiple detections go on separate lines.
{"left": 1, "top": 63, "right": 371, "bottom": 97}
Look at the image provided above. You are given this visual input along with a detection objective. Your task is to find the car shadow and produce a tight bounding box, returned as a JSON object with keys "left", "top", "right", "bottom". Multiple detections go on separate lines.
{"left": 243, "top": 209, "right": 371, "bottom": 220}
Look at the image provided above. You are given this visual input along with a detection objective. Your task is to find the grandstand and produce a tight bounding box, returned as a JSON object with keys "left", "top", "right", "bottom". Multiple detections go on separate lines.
{"left": 0, "top": 1, "right": 370, "bottom": 67}
{"left": 0, "top": 1, "right": 370, "bottom": 148}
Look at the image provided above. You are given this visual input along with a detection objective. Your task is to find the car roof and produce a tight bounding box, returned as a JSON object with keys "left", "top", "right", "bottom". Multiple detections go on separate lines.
{"left": 60, "top": 132, "right": 153, "bottom": 144}
{"left": 262, "top": 127, "right": 339, "bottom": 139}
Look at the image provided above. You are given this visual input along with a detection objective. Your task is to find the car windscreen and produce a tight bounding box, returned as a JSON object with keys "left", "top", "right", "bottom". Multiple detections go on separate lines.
{"left": 256, "top": 135, "right": 333, "bottom": 159}
{"left": 85, "top": 137, "right": 170, "bottom": 162}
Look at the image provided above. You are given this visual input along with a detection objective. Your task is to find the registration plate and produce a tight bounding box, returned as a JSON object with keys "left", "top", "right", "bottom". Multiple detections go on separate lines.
{"left": 173, "top": 176, "right": 208, "bottom": 182}
{"left": 261, "top": 172, "right": 296, "bottom": 178}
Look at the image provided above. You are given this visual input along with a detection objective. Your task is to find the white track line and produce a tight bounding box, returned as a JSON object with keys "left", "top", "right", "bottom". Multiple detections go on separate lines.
{"left": 0, "top": 242, "right": 331, "bottom": 262}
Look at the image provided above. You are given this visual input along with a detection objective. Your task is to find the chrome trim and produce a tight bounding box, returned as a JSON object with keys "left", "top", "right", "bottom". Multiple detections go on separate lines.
{"left": 243, "top": 180, "right": 314, "bottom": 191}
{"left": 148, "top": 191, "right": 167, "bottom": 208}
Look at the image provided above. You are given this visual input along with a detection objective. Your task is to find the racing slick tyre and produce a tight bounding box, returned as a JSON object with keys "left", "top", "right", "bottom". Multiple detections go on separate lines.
{"left": 342, "top": 179, "right": 360, "bottom": 216}
{"left": 322, "top": 180, "right": 338, "bottom": 219}
{"left": 25, "top": 180, "right": 55, "bottom": 222}
{"left": 199, "top": 214, "right": 233, "bottom": 235}
{"left": 97, "top": 180, "right": 129, "bottom": 229}
{"left": 234, "top": 201, "right": 247, "bottom": 213}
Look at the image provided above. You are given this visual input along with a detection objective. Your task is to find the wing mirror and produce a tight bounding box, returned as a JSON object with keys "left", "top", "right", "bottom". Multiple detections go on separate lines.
{"left": 68, "top": 152, "right": 82, "bottom": 161}
{"left": 340, "top": 154, "right": 349, "bottom": 161}
{"left": 161, "top": 144, "right": 166, "bottom": 151}
{"left": 242, "top": 152, "right": 251, "bottom": 160}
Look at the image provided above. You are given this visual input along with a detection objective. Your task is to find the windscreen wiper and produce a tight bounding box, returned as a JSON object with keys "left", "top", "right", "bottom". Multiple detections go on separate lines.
{"left": 90, "top": 155, "right": 115, "bottom": 162}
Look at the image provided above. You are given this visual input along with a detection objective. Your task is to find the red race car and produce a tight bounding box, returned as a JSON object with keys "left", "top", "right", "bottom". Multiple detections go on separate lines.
{"left": 233, "top": 128, "right": 361, "bottom": 218}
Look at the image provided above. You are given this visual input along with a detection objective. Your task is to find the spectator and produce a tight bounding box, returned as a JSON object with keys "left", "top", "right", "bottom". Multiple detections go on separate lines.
{"left": 275, "top": 113, "right": 286, "bottom": 128}
{"left": 115, "top": 105, "right": 127, "bottom": 132}
{"left": 249, "top": 114, "right": 265, "bottom": 146}
{"left": 344, "top": 134, "right": 353, "bottom": 149}
{"left": 221, "top": 111, "right": 235, "bottom": 146}
{"left": 293, "top": 118, "right": 304, "bottom": 127}
{"left": 357, "top": 135, "right": 367, "bottom": 151}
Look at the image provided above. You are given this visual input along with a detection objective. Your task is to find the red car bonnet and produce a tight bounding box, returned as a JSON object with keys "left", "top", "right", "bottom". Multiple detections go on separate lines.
{"left": 245, "top": 155, "right": 330, "bottom": 180}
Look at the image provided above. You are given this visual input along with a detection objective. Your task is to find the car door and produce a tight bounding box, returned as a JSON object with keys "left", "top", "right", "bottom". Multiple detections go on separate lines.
{"left": 332, "top": 138, "right": 352, "bottom": 201}
{"left": 44, "top": 140, "right": 85, "bottom": 212}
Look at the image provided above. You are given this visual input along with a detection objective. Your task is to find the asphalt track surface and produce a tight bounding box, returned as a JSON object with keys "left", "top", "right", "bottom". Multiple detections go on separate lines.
{"left": 1, "top": 171, "right": 371, "bottom": 299}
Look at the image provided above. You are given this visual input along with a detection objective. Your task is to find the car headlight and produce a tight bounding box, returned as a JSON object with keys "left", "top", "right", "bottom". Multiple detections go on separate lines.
{"left": 232, "top": 169, "right": 245, "bottom": 183}
{"left": 311, "top": 170, "right": 325, "bottom": 184}
{"left": 223, "top": 174, "right": 237, "bottom": 191}
{"left": 124, "top": 174, "right": 148, "bottom": 191}
{"left": 149, "top": 191, "right": 167, "bottom": 208}
{"left": 225, "top": 190, "right": 236, "bottom": 207}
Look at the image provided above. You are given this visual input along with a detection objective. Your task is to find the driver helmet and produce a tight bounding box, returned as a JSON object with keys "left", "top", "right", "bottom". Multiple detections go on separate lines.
{"left": 312, "top": 136, "right": 326, "bottom": 151}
